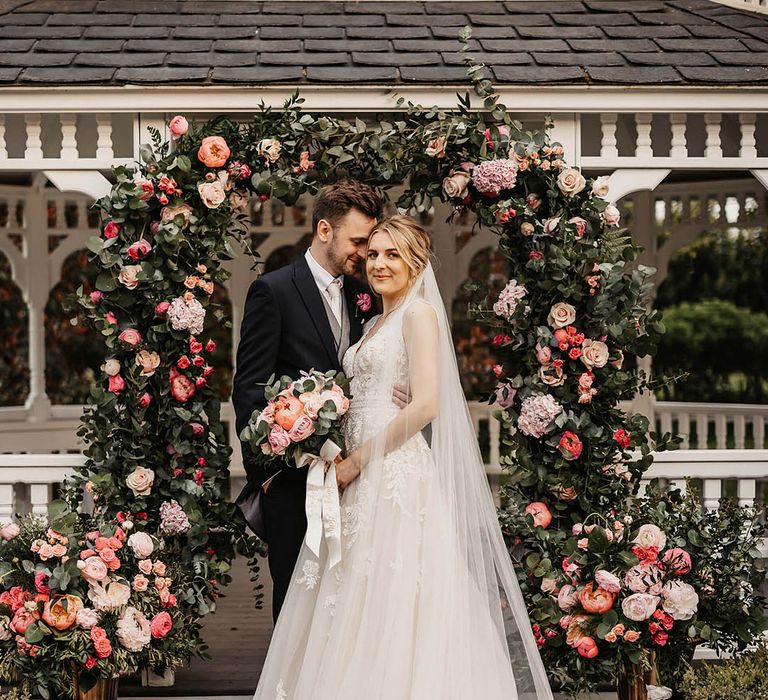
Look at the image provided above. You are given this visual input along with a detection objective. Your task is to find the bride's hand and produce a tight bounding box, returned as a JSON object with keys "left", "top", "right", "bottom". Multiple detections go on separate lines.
{"left": 335, "top": 452, "right": 361, "bottom": 490}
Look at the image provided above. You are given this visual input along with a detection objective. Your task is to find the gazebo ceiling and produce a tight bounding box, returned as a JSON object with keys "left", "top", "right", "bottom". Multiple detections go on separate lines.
{"left": 0, "top": 0, "right": 767, "bottom": 86}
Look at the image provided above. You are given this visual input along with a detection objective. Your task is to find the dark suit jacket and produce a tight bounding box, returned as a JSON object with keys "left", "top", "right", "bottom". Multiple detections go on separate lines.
{"left": 232, "top": 253, "right": 373, "bottom": 484}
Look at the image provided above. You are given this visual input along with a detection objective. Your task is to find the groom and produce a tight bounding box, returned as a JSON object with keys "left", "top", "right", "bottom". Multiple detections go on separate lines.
{"left": 232, "top": 179, "right": 382, "bottom": 622}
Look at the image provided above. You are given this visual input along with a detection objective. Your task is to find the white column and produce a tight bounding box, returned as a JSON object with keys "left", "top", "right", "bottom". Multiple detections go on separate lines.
{"left": 23, "top": 185, "right": 52, "bottom": 420}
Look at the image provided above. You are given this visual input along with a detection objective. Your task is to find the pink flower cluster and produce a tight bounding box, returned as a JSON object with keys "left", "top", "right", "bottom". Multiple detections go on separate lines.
{"left": 167, "top": 295, "right": 206, "bottom": 335}
{"left": 492, "top": 279, "right": 527, "bottom": 321}
{"left": 159, "top": 500, "right": 191, "bottom": 535}
{"left": 471, "top": 159, "right": 518, "bottom": 197}
{"left": 517, "top": 393, "right": 563, "bottom": 438}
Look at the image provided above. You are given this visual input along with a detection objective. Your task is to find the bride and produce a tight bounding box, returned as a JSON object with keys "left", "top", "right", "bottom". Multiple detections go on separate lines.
{"left": 253, "top": 216, "right": 553, "bottom": 700}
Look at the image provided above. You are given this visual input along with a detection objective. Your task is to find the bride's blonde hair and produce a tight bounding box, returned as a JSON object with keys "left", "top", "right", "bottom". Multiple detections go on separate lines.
{"left": 367, "top": 215, "right": 432, "bottom": 285}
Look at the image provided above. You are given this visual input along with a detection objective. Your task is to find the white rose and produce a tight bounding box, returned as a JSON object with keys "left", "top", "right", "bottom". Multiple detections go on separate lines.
{"left": 256, "top": 138, "right": 282, "bottom": 163}
{"left": 603, "top": 204, "right": 621, "bottom": 226}
{"left": 442, "top": 170, "right": 470, "bottom": 199}
{"left": 542, "top": 217, "right": 559, "bottom": 236}
{"left": 0, "top": 615, "right": 11, "bottom": 641}
{"left": 76, "top": 607, "right": 99, "bottom": 629}
{"left": 591, "top": 176, "right": 610, "bottom": 198}
{"left": 557, "top": 584, "right": 579, "bottom": 612}
{"left": 547, "top": 302, "right": 576, "bottom": 329}
{"left": 127, "top": 531, "right": 154, "bottom": 559}
{"left": 621, "top": 593, "right": 660, "bottom": 622}
{"left": 87, "top": 580, "right": 131, "bottom": 612}
{"left": 197, "top": 180, "right": 226, "bottom": 209}
{"left": 101, "top": 358, "right": 121, "bottom": 376}
{"left": 118, "top": 265, "right": 142, "bottom": 290}
{"left": 126, "top": 466, "right": 155, "bottom": 497}
{"left": 661, "top": 581, "right": 699, "bottom": 621}
{"left": 580, "top": 339, "right": 609, "bottom": 369}
{"left": 557, "top": 168, "right": 586, "bottom": 196}
{"left": 116, "top": 606, "right": 151, "bottom": 652}
{"left": 632, "top": 524, "right": 667, "bottom": 550}
{"left": 425, "top": 135, "right": 447, "bottom": 158}
{"left": 540, "top": 577, "right": 558, "bottom": 595}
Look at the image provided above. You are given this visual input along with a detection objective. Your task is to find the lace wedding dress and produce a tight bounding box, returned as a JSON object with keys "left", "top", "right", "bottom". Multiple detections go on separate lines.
{"left": 252, "top": 267, "right": 552, "bottom": 700}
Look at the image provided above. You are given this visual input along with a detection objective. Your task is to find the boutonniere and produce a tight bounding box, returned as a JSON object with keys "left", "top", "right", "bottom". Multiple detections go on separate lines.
{"left": 355, "top": 293, "right": 372, "bottom": 318}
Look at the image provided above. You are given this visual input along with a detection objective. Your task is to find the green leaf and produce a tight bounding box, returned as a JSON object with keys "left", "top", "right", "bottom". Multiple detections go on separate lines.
{"left": 25, "top": 622, "right": 44, "bottom": 644}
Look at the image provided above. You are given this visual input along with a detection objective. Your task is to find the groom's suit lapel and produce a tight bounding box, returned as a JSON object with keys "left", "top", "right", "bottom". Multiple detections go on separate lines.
{"left": 292, "top": 255, "right": 341, "bottom": 370}
{"left": 343, "top": 277, "right": 365, "bottom": 346}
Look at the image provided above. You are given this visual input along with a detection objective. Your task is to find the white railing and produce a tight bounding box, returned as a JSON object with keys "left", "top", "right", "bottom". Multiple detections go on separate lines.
{"left": 655, "top": 402, "right": 768, "bottom": 450}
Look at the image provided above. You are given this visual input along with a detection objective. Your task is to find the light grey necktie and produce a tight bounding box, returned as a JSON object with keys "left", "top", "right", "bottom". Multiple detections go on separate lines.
{"left": 326, "top": 278, "right": 343, "bottom": 327}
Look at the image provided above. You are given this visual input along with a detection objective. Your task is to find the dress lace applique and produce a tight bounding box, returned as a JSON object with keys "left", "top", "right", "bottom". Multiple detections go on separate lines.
{"left": 323, "top": 594, "right": 338, "bottom": 617}
{"left": 295, "top": 560, "right": 320, "bottom": 590}
{"left": 275, "top": 680, "right": 287, "bottom": 700}
{"left": 341, "top": 475, "right": 372, "bottom": 549}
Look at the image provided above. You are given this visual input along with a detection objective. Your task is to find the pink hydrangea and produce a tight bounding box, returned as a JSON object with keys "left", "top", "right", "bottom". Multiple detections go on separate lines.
{"left": 472, "top": 159, "right": 518, "bottom": 197}
{"left": 517, "top": 394, "right": 563, "bottom": 438}
{"left": 492, "top": 279, "right": 527, "bottom": 321}
{"left": 167, "top": 296, "right": 205, "bottom": 335}
{"left": 159, "top": 500, "right": 191, "bottom": 535}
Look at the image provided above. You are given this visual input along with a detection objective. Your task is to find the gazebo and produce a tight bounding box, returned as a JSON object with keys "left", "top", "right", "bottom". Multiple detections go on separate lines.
{"left": 0, "top": 0, "right": 767, "bottom": 695}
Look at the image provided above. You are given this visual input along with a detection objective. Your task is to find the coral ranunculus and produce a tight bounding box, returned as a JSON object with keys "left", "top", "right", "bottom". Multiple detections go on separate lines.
{"left": 524, "top": 502, "right": 553, "bottom": 529}
{"left": 42, "top": 594, "right": 83, "bottom": 630}
{"left": 577, "top": 583, "right": 616, "bottom": 614}
{"left": 198, "top": 136, "right": 230, "bottom": 168}
{"left": 169, "top": 367, "right": 196, "bottom": 403}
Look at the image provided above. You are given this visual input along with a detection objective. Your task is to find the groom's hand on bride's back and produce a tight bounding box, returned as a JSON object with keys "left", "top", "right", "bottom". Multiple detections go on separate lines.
{"left": 392, "top": 383, "right": 411, "bottom": 408}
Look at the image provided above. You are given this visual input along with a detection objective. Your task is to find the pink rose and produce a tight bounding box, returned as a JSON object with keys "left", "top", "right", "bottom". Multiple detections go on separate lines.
{"left": 580, "top": 339, "right": 609, "bottom": 369}
{"left": 105, "top": 312, "right": 117, "bottom": 325}
{"left": 197, "top": 179, "right": 226, "bottom": 209}
{"left": 356, "top": 293, "right": 372, "bottom": 313}
{"left": 152, "top": 560, "right": 166, "bottom": 576}
{"left": 118, "top": 328, "right": 142, "bottom": 347}
{"left": 169, "top": 367, "right": 195, "bottom": 403}
{"left": 126, "top": 239, "right": 152, "bottom": 260}
{"left": 624, "top": 630, "right": 640, "bottom": 643}
{"left": 150, "top": 611, "right": 173, "bottom": 639}
{"left": 288, "top": 414, "right": 315, "bottom": 442}
{"left": 558, "top": 431, "right": 582, "bottom": 461}
{"left": 155, "top": 301, "right": 170, "bottom": 317}
{"left": 558, "top": 584, "right": 579, "bottom": 612}
{"left": 535, "top": 343, "right": 551, "bottom": 364}
{"left": 11, "top": 608, "right": 40, "bottom": 634}
{"left": 138, "top": 392, "right": 152, "bottom": 408}
{"left": 169, "top": 115, "right": 188, "bottom": 138}
{"left": 138, "top": 559, "right": 152, "bottom": 575}
{"left": 89, "top": 291, "right": 103, "bottom": 304}
{"left": 576, "top": 636, "right": 598, "bottom": 658}
{"left": 160, "top": 204, "right": 193, "bottom": 228}
{"left": 134, "top": 349, "right": 159, "bottom": 376}
{"left": 603, "top": 204, "right": 621, "bottom": 227}
{"left": 268, "top": 425, "right": 291, "bottom": 456}
{"left": 118, "top": 265, "right": 142, "bottom": 290}
{"left": 567, "top": 216, "right": 588, "bottom": 239}
{"left": 103, "top": 221, "right": 120, "bottom": 239}
{"left": 78, "top": 556, "right": 108, "bottom": 582}
{"left": 442, "top": 170, "right": 471, "bottom": 199}
{"left": 190, "top": 422, "right": 205, "bottom": 437}
{"left": 425, "top": 135, "right": 447, "bottom": 158}
{"left": 132, "top": 575, "right": 149, "bottom": 592}
{"left": 557, "top": 168, "right": 586, "bottom": 196}
{"left": 1, "top": 522, "right": 20, "bottom": 540}
{"left": 198, "top": 136, "right": 230, "bottom": 168}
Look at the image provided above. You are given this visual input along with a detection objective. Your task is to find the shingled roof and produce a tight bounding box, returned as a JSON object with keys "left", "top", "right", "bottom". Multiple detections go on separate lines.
{"left": 0, "top": 0, "right": 767, "bottom": 86}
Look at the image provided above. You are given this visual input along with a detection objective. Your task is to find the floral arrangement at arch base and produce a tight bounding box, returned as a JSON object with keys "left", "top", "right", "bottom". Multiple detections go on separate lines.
{"left": 395, "top": 32, "right": 767, "bottom": 697}
{"left": 0, "top": 96, "right": 418, "bottom": 697}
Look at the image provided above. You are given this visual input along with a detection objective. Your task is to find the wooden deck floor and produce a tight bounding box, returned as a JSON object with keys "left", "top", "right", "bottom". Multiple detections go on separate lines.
{"left": 122, "top": 555, "right": 273, "bottom": 697}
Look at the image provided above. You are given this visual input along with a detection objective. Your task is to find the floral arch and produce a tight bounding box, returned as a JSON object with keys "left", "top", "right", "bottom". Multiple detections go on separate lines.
{"left": 1, "top": 64, "right": 765, "bottom": 700}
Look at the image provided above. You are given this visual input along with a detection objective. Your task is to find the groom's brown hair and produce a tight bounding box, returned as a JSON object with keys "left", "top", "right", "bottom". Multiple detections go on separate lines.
{"left": 312, "top": 179, "right": 382, "bottom": 234}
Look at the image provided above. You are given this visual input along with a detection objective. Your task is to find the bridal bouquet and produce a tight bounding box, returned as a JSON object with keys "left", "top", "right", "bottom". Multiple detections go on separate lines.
{"left": 0, "top": 507, "right": 199, "bottom": 698}
{"left": 239, "top": 369, "right": 351, "bottom": 467}
{"left": 239, "top": 370, "right": 352, "bottom": 566}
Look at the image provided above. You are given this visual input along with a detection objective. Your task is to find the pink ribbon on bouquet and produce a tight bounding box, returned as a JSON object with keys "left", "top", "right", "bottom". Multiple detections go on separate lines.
{"left": 295, "top": 439, "right": 343, "bottom": 569}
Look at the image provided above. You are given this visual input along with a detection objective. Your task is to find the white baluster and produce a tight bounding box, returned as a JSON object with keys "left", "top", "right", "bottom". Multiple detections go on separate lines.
{"left": 695, "top": 414, "right": 708, "bottom": 449}
{"left": 734, "top": 414, "right": 746, "bottom": 450}
{"left": 635, "top": 113, "right": 653, "bottom": 159}
{"left": 0, "top": 114, "right": 7, "bottom": 160}
{"left": 30, "top": 483, "right": 51, "bottom": 515}
{"left": 660, "top": 411, "right": 672, "bottom": 438}
{"left": 60, "top": 114, "right": 78, "bottom": 160}
{"left": 739, "top": 113, "right": 757, "bottom": 159}
{"left": 678, "top": 412, "right": 690, "bottom": 450}
{"left": 715, "top": 414, "right": 728, "bottom": 449}
{"left": 670, "top": 113, "right": 687, "bottom": 159}
{"left": 489, "top": 414, "right": 501, "bottom": 469}
{"left": 0, "top": 483, "right": 14, "bottom": 521}
{"left": 755, "top": 416, "right": 765, "bottom": 449}
{"left": 600, "top": 113, "right": 618, "bottom": 158}
{"left": 704, "top": 113, "right": 722, "bottom": 160}
{"left": 24, "top": 114, "right": 44, "bottom": 160}
{"left": 738, "top": 479, "right": 756, "bottom": 509}
{"left": 702, "top": 479, "right": 721, "bottom": 511}
{"left": 96, "top": 113, "right": 114, "bottom": 161}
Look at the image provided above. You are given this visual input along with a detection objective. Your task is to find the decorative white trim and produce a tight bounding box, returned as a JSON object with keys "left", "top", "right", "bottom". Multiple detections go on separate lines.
{"left": 43, "top": 170, "right": 112, "bottom": 199}
{"left": 607, "top": 169, "right": 670, "bottom": 202}
{"left": 1, "top": 86, "right": 768, "bottom": 114}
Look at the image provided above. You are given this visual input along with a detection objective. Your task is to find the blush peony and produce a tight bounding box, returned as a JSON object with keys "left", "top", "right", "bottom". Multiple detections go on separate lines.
{"left": 524, "top": 502, "right": 552, "bottom": 529}
{"left": 198, "top": 136, "right": 230, "bottom": 168}
{"left": 621, "top": 593, "right": 660, "bottom": 622}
